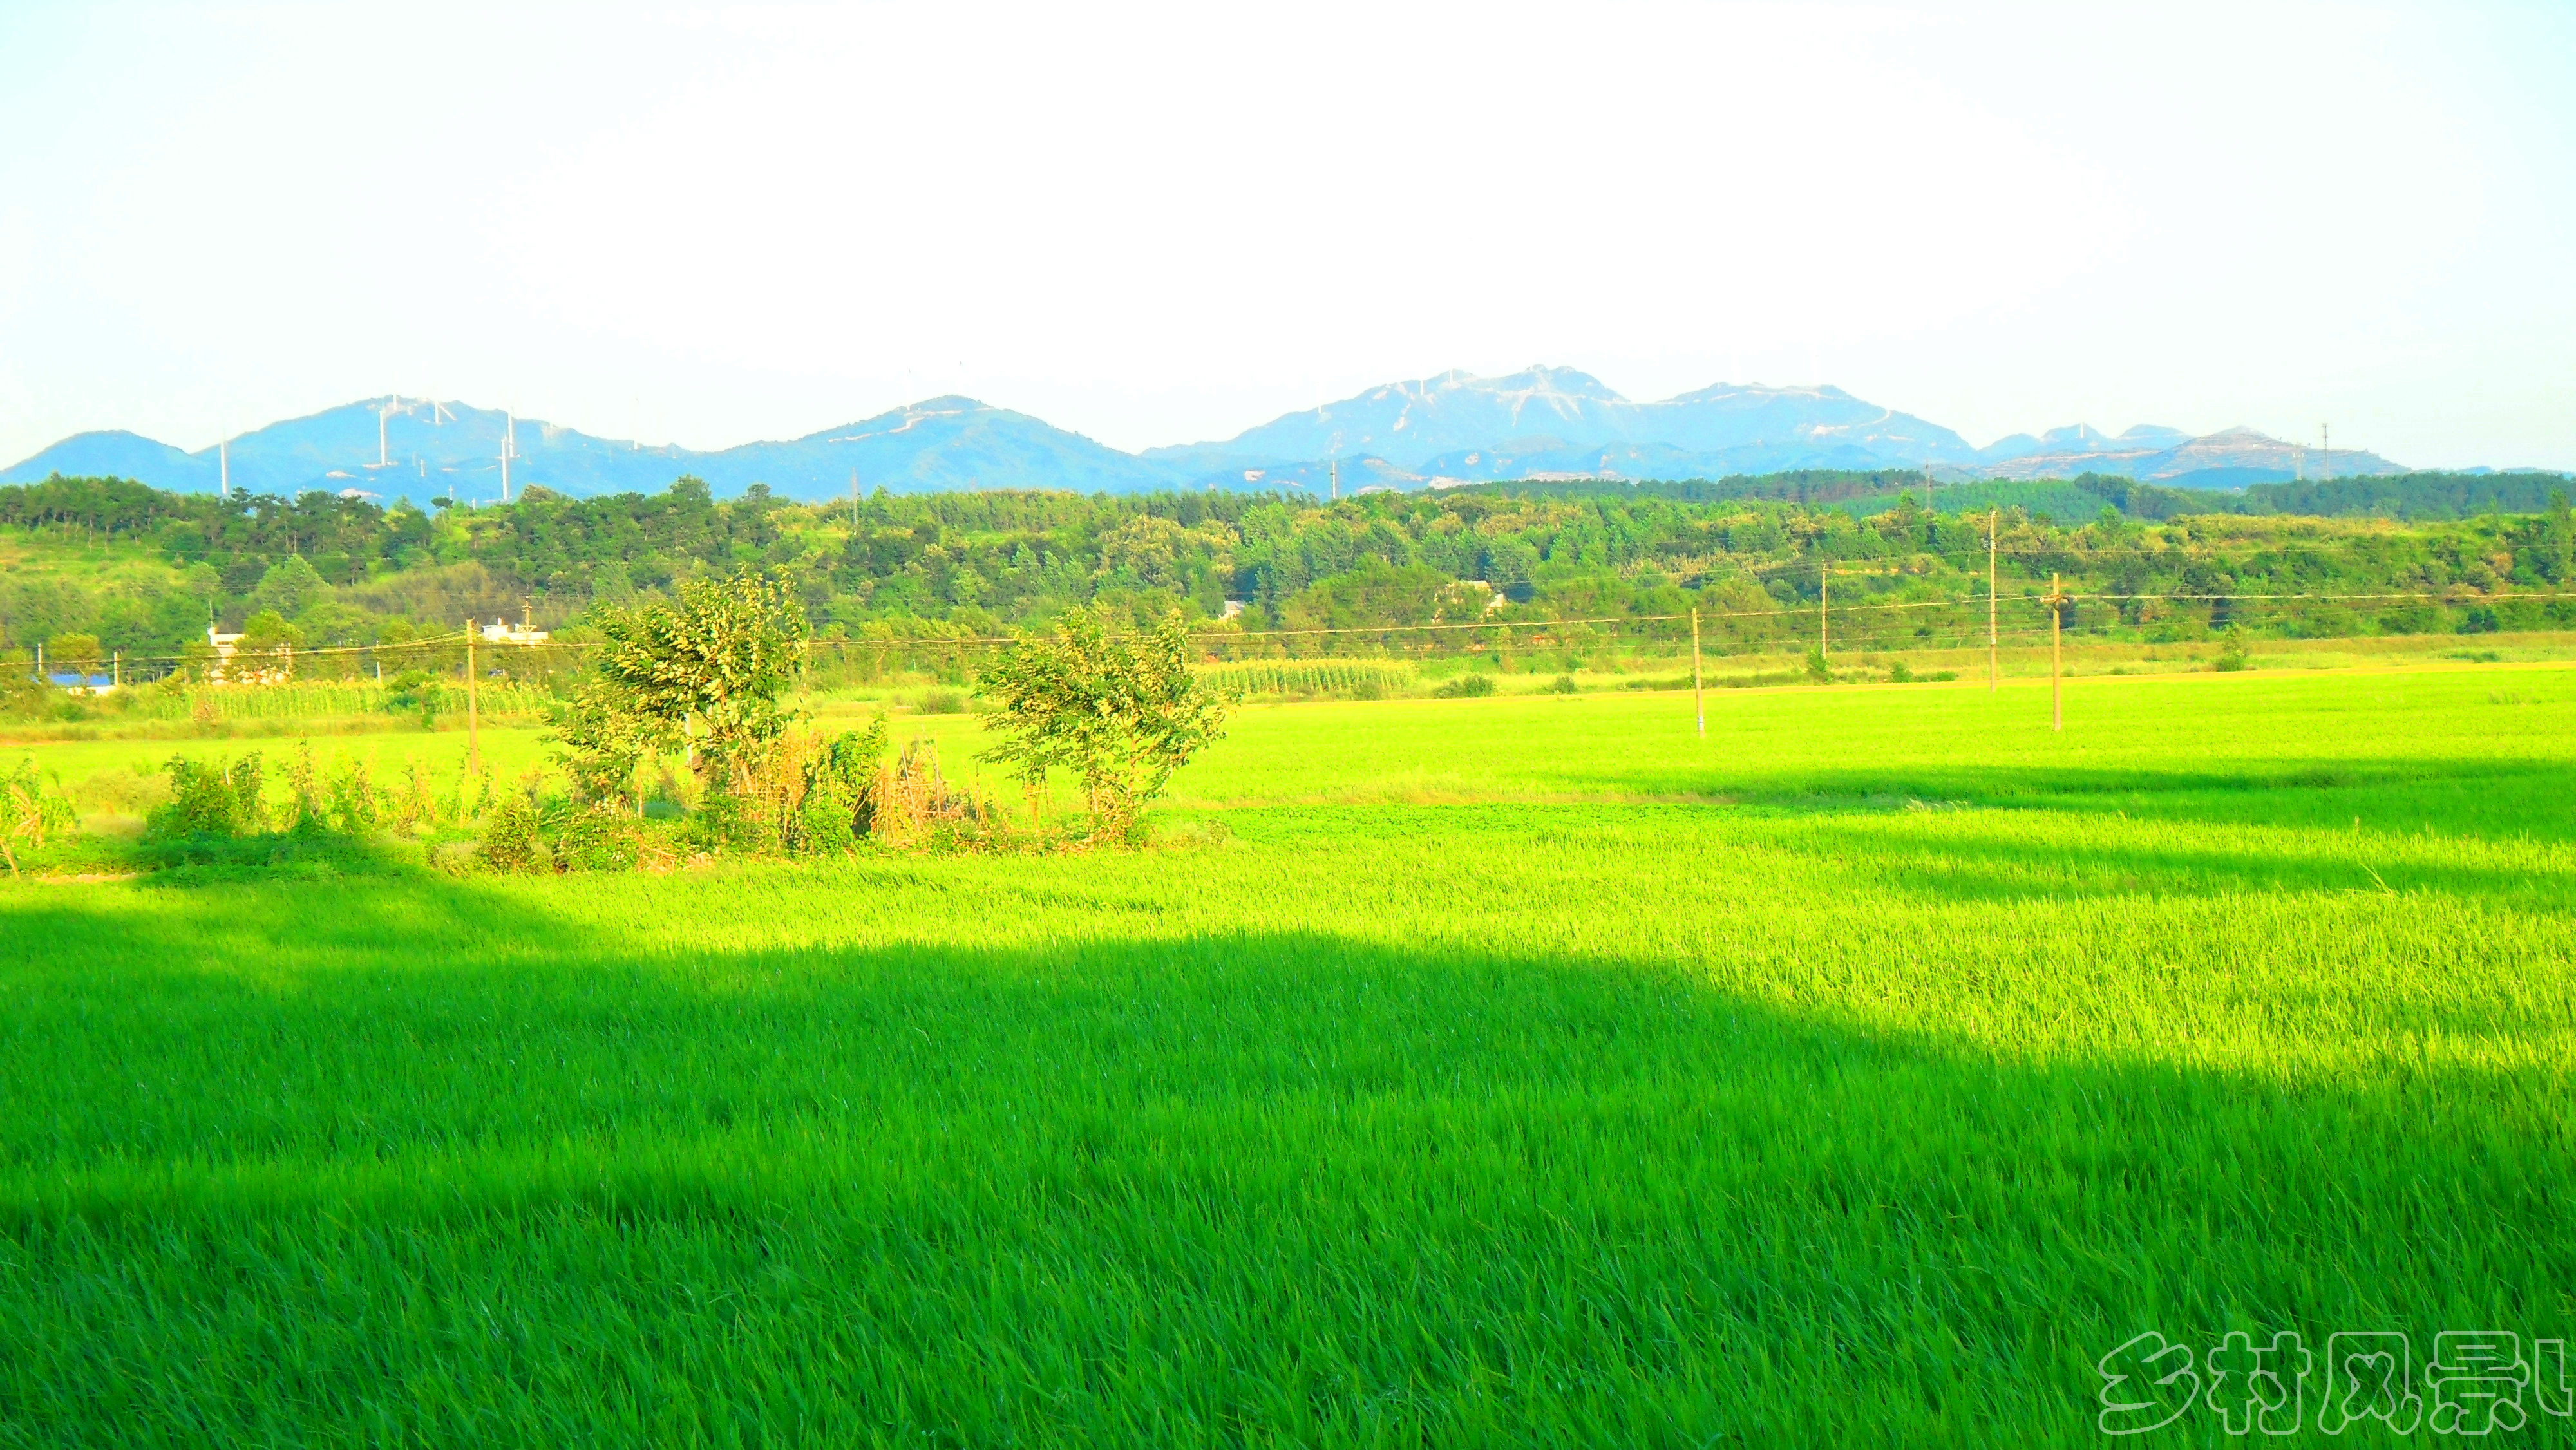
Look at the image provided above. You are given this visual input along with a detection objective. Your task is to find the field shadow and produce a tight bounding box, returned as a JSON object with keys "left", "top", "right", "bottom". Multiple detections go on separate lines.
{"left": 1768, "top": 811, "right": 2576, "bottom": 910}
{"left": 1698, "top": 755, "right": 2576, "bottom": 844}
{"left": 2, "top": 867, "right": 2570, "bottom": 1443}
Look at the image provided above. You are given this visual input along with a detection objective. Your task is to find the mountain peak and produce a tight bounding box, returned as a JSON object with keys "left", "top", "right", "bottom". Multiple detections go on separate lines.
{"left": 1459, "top": 366, "right": 1625, "bottom": 402}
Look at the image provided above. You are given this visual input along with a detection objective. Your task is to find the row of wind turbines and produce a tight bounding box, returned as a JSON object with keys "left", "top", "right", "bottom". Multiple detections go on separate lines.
{"left": 213, "top": 397, "right": 516, "bottom": 506}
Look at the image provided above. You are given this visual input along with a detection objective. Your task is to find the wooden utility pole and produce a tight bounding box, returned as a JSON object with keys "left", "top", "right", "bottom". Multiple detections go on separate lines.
{"left": 1987, "top": 508, "right": 1999, "bottom": 692}
{"left": 2044, "top": 572, "right": 2068, "bottom": 732}
{"left": 1818, "top": 566, "right": 1829, "bottom": 659}
{"left": 1690, "top": 608, "right": 1705, "bottom": 737}
{"left": 464, "top": 617, "right": 481, "bottom": 773}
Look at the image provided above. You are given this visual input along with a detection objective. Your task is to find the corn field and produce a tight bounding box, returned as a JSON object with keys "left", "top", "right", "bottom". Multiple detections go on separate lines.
{"left": 1194, "top": 659, "right": 1416, "bottom": 697}
{"left": 117, "top": 681, "right": 562, "bottom": 724}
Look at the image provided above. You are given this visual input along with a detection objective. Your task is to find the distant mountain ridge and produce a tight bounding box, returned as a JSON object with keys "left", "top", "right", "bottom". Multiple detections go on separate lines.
{"left": 0, "top": 396, "right": 1170, "bottom": 502}
{"left": 1144, "top": 368, "right": 1986, "bottom": 479}
{"left": 1, "top": 368, "right": 2415, "bottom": 500}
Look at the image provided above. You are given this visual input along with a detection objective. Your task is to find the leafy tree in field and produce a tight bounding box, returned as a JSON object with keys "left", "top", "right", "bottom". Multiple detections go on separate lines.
{"left": 978, "top": 609, "right": 1229, "bottom": 840}
{"left": 561, "top": 569, "right": 810, "bottom": 801}
{"left": 41, "top": 633, "right": 100, "bottom": 673}
{"left": 1, "top": 758, "right": 77, "bottom": 874}
{"left": 237, "top": 610, "right": 305, "bottom": 653}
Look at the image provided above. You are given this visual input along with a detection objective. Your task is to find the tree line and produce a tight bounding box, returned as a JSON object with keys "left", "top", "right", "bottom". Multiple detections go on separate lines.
{"left": 5, "top": 470, "right": 2575, "bottom": 673}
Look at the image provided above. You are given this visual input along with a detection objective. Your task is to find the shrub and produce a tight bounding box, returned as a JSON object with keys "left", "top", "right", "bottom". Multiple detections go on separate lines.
{"left": 1546, "top": 675, "right": 1580, "bottom": 695}
{"left": 871, "top": 737, "right": 994, "bottom": 844}
{"left": 1, "top": 759, "right": 79, "bottom": 874}
{"left": 1434, "top": 673, "right": 1496, "bottom": 699}
{"left": 385, "top": 669, "right": 442, "bottom": 729}
{"left": 478, "top": 796, "right": 549, "bottom": 873}
{"left": 149, "top": 753, "right": 265, "bottom": 838}
{"left": 551, "top": 809, "right": 641, "bottom": 872}
{"left": 328, "top": 757, "right": 380, "bottom": 834}
{"left": 1804, "top": 650, "right": 1831, "bottom": 683}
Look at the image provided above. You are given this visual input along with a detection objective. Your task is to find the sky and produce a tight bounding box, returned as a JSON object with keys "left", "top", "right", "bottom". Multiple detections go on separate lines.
{"left": 1, "top": 0, "right": 2570, "bottom": 470}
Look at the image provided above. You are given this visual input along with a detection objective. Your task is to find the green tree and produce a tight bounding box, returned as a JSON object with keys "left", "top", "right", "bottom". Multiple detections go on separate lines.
{"left": 572, "top": 569, "right": 811, "bottom": 797}
{"left": 978, "top": 608, "right": 1229, "bottom": 840}
{"left": 256, "top": 554, "right": 332, "bottom": 619}
{"left": 42, "top": 633, "right": 100, "bottom": 674}
{"left": 237, "top": 610, "right": 306, "bottom": 652}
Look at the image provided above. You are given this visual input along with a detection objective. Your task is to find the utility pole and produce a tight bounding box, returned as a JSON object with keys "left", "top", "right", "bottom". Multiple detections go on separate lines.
{"left": 1819, "top": 566, "right": 1829, "bottom": 659}
{"left": 1690, "top": 608, "right": 1705, "bottom": 737}
{"left": 1923, "top": 465, "right": 1935, "bottom": 511}
{"left": 1330, "top": 457, "right": 1340, "bottom": 502}
{"left": 2044, "top": 572, "right": 2069, "bottom": 732}
{"left": 1987, "top": 508, "right": 1999, "bottom": 692}
{"left": 464, "top": 617, "right": 481, "bottom": 775}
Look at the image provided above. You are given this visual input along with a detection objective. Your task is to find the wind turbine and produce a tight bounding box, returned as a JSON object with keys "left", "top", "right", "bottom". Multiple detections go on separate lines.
{"left": 500, "top": 411, "right": 517, "bottom": 502}
{"left": 371, "top": 395, "right": 408, "bottom": 469}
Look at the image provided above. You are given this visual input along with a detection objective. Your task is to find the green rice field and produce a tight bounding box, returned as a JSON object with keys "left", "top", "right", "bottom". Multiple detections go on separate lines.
{"left": 3, "top": 666, "right": 2572, "bottom": 1444}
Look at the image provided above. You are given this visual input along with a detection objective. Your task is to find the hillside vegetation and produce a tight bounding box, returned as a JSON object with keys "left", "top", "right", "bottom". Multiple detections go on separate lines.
{"left": 3, "top": 472, "right": 2573, "bottom": 685}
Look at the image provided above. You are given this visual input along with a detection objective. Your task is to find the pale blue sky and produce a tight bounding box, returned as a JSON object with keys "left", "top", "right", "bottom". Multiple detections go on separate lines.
{"left": 2, "top": 1, "right": 2570, "bottom": 469}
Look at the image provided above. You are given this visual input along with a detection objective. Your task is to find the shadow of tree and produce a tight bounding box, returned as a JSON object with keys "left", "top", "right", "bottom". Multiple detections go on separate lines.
{"left": 1699, "top": 755, "right": 2576, "bottom": 843}
{"left": 1, "top": 861, "right": 2568, "bottom": 1444}
{"left": 1767, "top": 810, "right": 2576, "bottom": 911}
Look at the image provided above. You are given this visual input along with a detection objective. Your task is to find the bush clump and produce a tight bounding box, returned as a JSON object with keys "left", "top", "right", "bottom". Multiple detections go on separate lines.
{"left": 478, "top": 796, "right": 548, "bottom": 873}
{"left": 149, "top": 753, "right": 267, "bottom": 837}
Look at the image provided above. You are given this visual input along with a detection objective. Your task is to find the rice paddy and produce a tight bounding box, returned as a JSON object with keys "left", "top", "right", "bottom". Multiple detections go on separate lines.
{"left": 2, "top": 664, "right": 2571, "bottom": 1444}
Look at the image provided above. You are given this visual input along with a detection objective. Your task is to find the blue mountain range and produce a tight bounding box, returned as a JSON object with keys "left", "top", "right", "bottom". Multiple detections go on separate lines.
{"left": 0, "top": 368, "right": 2409, "bottom": 501}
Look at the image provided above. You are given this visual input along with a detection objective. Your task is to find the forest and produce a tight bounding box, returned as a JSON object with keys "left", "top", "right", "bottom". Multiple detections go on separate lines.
{"left": 3, "top": 468, "right": 2573, "bottom": 678}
